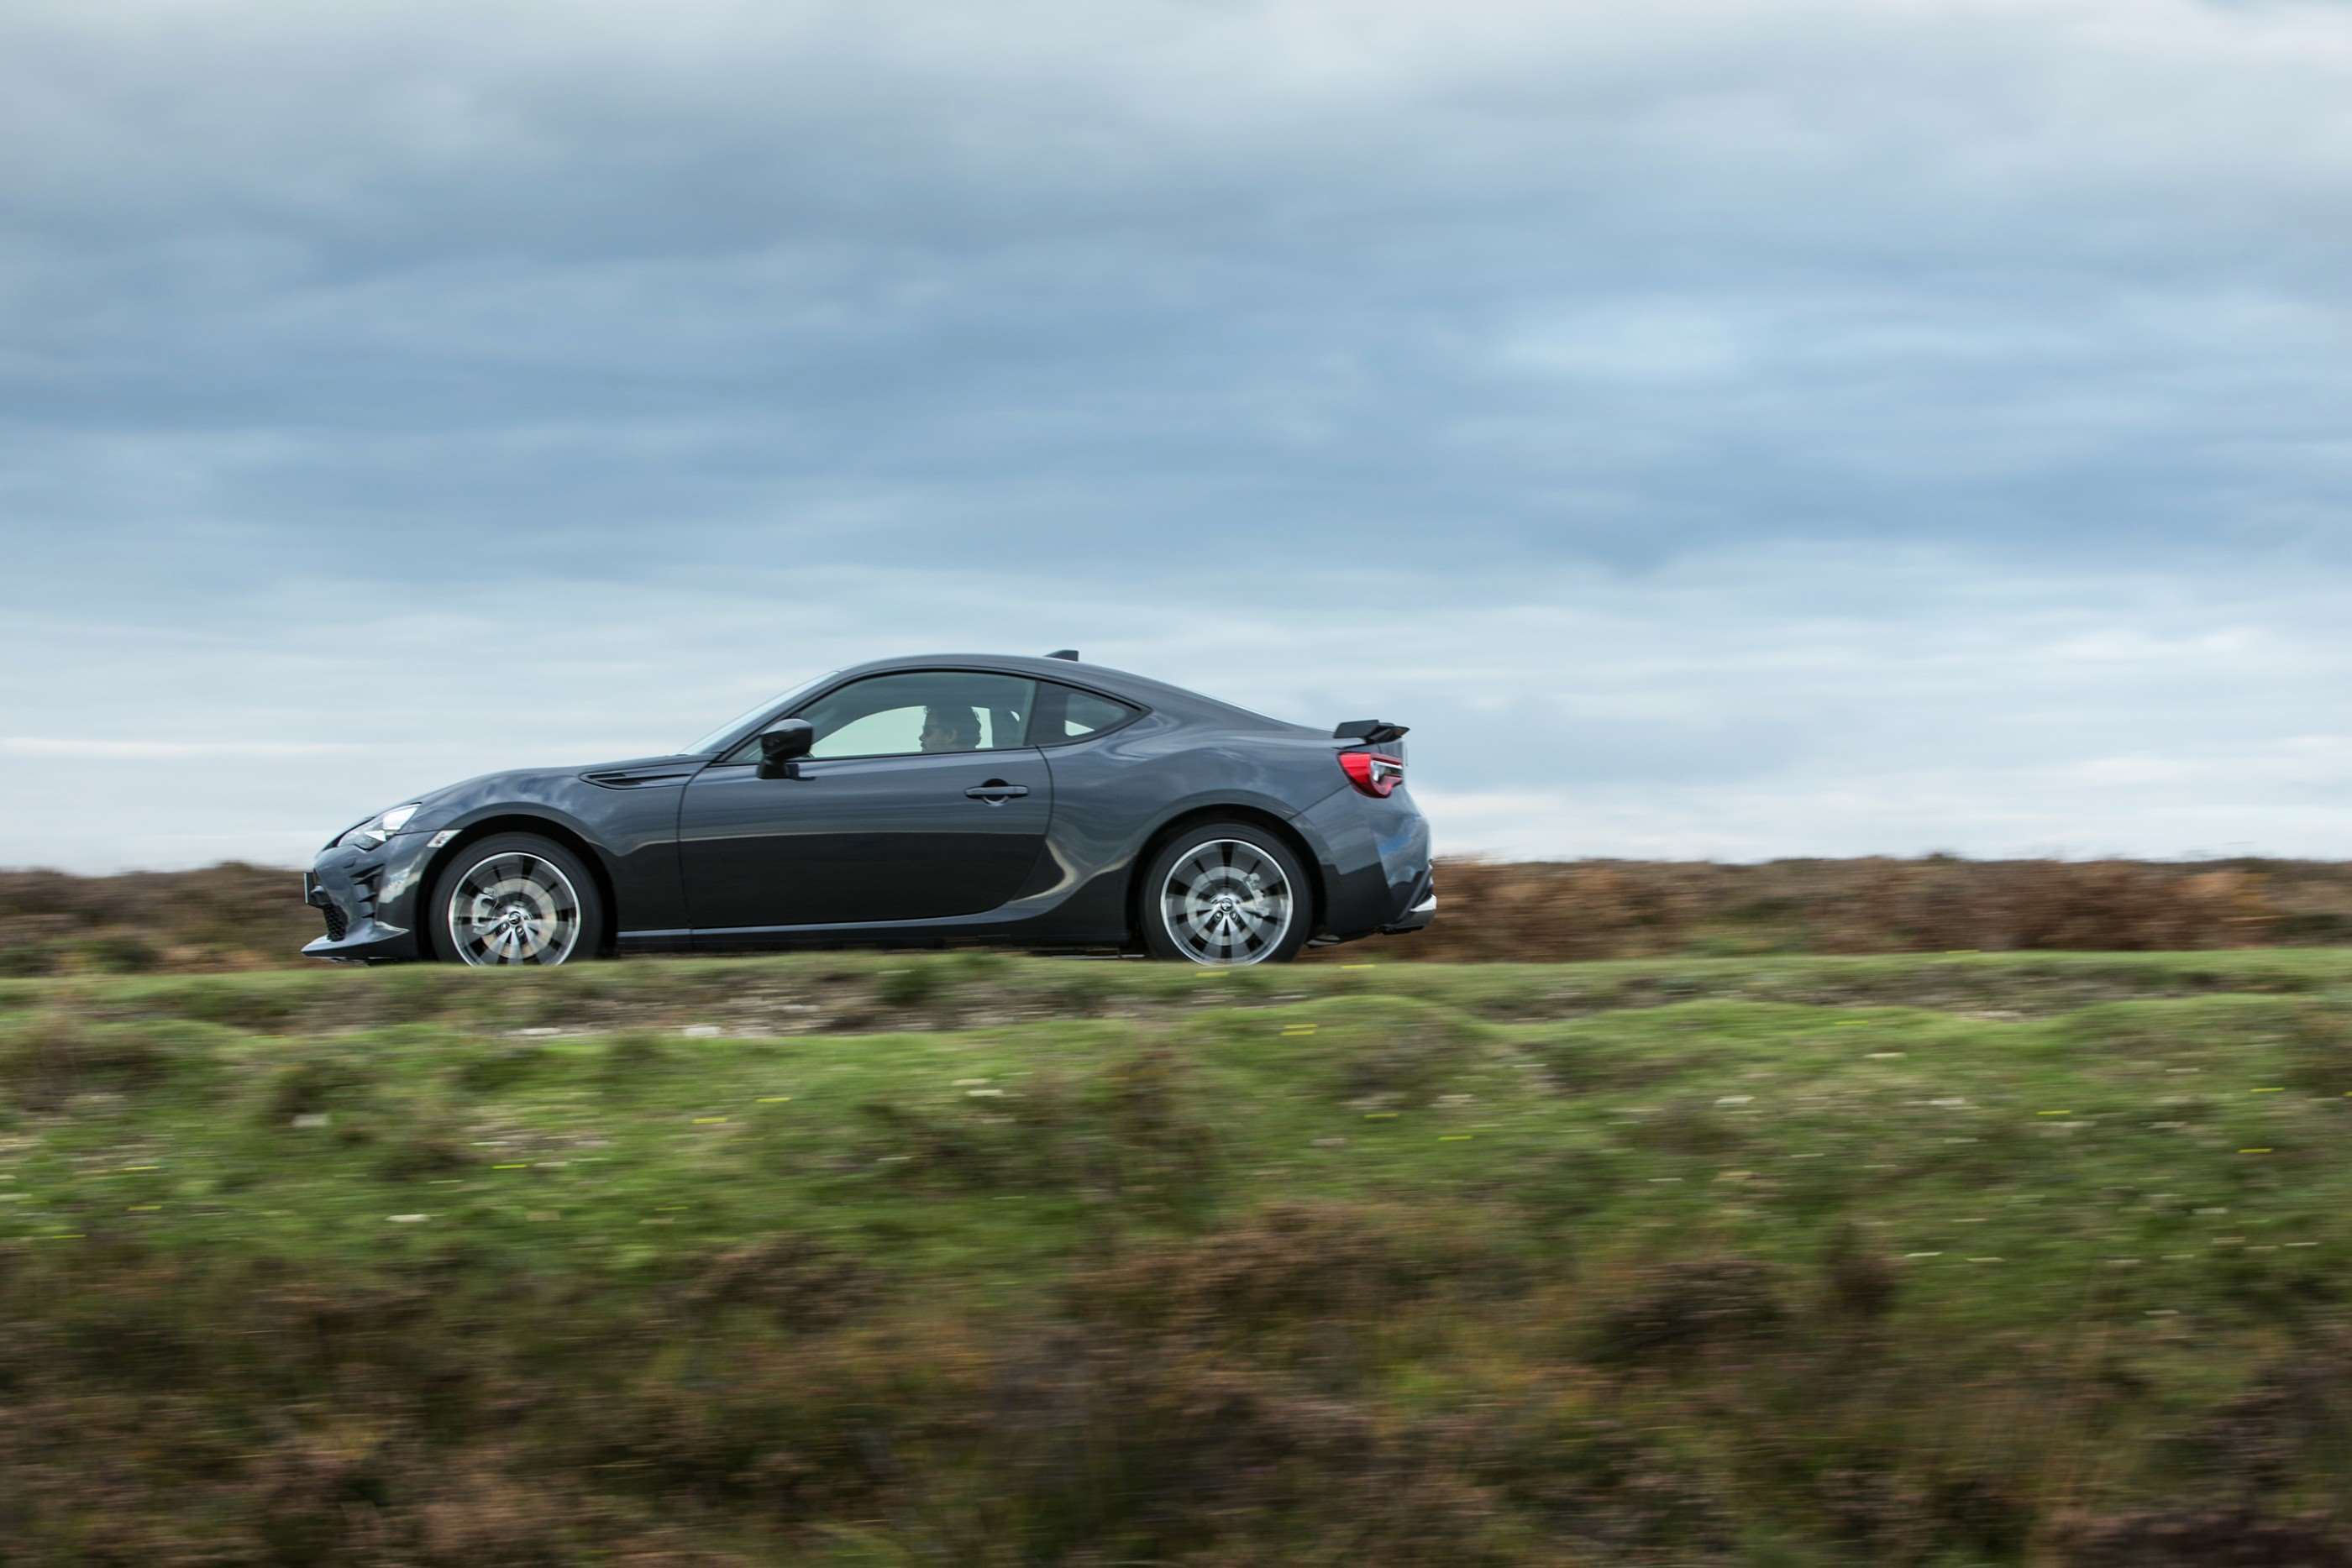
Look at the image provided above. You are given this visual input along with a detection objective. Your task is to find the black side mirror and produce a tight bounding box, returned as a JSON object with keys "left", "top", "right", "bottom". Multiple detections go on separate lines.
{"left": 757, "top": 720, "right": 816, "bottom": 779}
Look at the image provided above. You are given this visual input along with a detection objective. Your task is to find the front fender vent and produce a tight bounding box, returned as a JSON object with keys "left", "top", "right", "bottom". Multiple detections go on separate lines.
{"left": 583, "top": 767, "right": 700, "bottom": 790}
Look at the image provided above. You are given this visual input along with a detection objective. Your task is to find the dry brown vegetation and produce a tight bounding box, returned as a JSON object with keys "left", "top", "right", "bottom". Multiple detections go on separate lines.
{"left": 7, "top": 1203, "right": 2349, "bottom": 1564}
{"left": 1383, "top": 855, "right": 2351, "bottom": 962}
{"left": 5, "top": 856, "right": 2352, "bottom": 974}
{"left": 0, "top": 862, "right": 318, "bottom": 974}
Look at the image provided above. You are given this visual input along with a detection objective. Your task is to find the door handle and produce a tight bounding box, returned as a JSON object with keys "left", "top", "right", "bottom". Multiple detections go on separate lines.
{"left": 965, "top": 780, "right": 1030, "bottom": 805}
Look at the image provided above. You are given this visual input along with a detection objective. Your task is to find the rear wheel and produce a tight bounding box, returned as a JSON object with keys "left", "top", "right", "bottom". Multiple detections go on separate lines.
{"left": 1140, "top": 824, "right": 1310, "bottom": 965}
{"left": 430, "top": 833, "right": 606, "bottom": 967}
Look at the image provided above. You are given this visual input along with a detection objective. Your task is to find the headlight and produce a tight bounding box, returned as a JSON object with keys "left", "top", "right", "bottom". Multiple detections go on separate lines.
{"left": 344, "top": 803, "right": 422, "bottom": 848}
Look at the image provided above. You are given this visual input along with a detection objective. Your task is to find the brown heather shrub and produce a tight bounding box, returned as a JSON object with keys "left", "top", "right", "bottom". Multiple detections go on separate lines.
{"left": 980, "top": 1334, "right": 1520, "bottom": 1563}
{"left": 0, "top": 1014, "right": 178, "bottom": 1112}
{"left": 1362, "top": 854, "right": 2327, "bottom": 962}
{"left": 2169, "top": 1351, "right": 2352, "bottom": 1501}
{"left": 2052, "top": 1504, "right": 2352, "bottom": 1565}
{"left": 8, "top": 1225, "right": 2352, "bottom": 1564}
{"left": 3, "top": 854, "right": 2348, "bottom": 971}
{"left": 680, "top": 1235, "right": 880, "bottom": 1329}
{"left": 852, "top": 1045, "right": 1220, "bottom": 1214}
{"left": 2282, "top": 1002, "right": 2352, "bottom": 1098}
{"left": 1819, "top": 1221, "right": 1901, "bottom": 1320}
{"left": 0, "top": 861, "right": 318, "bottom": 974}
{"left": 1067, "top": 1202, "right": 1453, "bottom": 1337}
{"left": 1585, "top": 1258, "right": 1788, "bottom": 1366}
{"left": 1378, "top": 861, "right": 1702, "bottom": 962}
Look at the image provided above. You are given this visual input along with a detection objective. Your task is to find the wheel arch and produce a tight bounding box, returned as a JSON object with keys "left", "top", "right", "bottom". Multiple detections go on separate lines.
{"left": 415, "top": 815, "right": 622, "bottom": 960}
{"left": 1125, "top": 804, "right": 1326, "bottom": 947}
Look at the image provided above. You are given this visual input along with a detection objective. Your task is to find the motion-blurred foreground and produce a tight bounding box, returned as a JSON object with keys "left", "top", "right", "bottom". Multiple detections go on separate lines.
{"left": 3, "top": 856, "right": 2348, "bottom": 974}
{"left": 3, "top": 951, "right": 2350, "bottom": 1562}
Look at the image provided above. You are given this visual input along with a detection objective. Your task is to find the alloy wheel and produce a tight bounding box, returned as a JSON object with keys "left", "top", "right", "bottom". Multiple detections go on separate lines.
{"left": 446, "top": 852, "right": 584, "bottom": 967}
{"left": 1159, "top": 838, "right": 1293, "bottom": 965}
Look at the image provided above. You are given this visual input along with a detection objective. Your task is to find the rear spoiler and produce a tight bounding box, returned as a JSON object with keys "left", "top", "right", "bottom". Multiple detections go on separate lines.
{"left": 1332, "top": 720, "right": 1410, "bottom": 747}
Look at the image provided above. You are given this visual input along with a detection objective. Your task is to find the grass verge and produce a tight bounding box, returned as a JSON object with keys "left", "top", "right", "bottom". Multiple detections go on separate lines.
{"left": 1, "top": 951, "right": 2349, "bottom": 1562}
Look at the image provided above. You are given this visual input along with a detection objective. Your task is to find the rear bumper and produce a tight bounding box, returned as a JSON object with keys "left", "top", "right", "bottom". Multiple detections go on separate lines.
{"left": 1382, "top": 887, "right": 1436, "bottom": 935}
{"left": 1293, "top": 785, "right": 1434, "bottom": 941}
{"left": 301, "top": 834, "right": 434, "bottom": 962}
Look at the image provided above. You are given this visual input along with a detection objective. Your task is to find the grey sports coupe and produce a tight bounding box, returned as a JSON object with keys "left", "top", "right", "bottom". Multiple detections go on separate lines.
{"left": 303, "top": 650, "right": 1433, "bottom": 967}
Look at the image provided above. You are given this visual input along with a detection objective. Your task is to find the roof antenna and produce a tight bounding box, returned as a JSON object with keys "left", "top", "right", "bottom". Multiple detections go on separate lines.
{"left": 1045, "top": 648, "right": 1079, "bottom": 661}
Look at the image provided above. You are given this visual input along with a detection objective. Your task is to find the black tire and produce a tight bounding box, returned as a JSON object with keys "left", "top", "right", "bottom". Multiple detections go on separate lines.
{"left": 427, "top": 832, "right": 608, "bottom": 967}
{"left": 1138, "top": 822, "right": 1312, "bottom": 966}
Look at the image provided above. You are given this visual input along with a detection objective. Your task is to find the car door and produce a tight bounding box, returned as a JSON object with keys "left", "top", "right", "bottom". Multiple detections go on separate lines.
{"left": 676, "top": 669, "right": 1054, "bottom": 932}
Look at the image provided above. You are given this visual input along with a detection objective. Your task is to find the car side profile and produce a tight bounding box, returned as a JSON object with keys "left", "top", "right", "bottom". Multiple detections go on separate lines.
{"left": 303, "top": 652, "right": 1435, "bottom": 967}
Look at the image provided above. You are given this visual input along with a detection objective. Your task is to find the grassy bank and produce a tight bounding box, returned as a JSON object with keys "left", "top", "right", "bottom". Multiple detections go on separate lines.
{"left": 3, "top": 952, "right": 2351, "bottom": 1562}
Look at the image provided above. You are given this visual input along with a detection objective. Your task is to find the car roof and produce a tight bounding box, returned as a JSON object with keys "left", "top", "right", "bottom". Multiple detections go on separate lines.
{"left": 838, "top": 653, "right": 1314, "bottom": 733}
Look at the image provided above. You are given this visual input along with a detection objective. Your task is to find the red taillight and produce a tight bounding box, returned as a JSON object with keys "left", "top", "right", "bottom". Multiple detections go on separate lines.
{"left": 1339, "top": 750, "right": 1404, "bottom": 798}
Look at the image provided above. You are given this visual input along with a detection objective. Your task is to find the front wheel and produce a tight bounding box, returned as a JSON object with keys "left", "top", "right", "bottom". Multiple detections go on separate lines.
{"left": 429, "top": 833, "right": 607, "bottom": 967}
{"left": 1139, "top": 824, "right": 1311, "bottom": 965}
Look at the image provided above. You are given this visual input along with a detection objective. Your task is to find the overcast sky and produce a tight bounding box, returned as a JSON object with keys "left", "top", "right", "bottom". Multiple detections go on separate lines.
{"left": 3, "top": 0, "right": 2349, "bottom": 872}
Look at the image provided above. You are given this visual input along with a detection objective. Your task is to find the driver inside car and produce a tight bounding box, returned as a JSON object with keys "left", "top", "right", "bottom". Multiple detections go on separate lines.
{"left": 919, "top": 705, "right": 982, "bottom": 753}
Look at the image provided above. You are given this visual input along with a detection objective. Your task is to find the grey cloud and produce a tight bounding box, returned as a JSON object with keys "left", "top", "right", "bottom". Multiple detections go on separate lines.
{"left": 2, "top": 0, "right": 2349, "bottom": 868}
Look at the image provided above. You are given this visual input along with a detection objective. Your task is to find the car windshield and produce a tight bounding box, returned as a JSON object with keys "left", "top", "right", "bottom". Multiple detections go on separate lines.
{"left": 683, "top": 671, "right": 837, "bottom": 755}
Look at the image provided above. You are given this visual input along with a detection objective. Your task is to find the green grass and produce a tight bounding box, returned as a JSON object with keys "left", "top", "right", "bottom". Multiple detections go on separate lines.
{"left": 2, "top": 951, "right": 2350, "bottom": 1562}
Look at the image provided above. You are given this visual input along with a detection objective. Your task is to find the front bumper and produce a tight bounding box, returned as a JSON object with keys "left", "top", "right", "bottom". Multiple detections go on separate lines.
{"left": 301, "top": 832, "right": 436, "bottom": 962}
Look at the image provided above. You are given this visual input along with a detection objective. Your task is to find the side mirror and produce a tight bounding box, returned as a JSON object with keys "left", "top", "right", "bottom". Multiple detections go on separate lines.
{"left": 757, "top": 720, "right": 815, "bottom": 779}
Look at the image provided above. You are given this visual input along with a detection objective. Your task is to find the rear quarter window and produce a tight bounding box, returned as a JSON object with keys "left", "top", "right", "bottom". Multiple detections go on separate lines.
{"left": 1035, "top": 683, "right": 1142, "bottom": 744}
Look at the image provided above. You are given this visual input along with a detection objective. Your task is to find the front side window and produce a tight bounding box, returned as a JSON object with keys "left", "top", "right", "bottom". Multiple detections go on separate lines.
{"left": 790, "top": 671, "right": 1039, "bottom": 759}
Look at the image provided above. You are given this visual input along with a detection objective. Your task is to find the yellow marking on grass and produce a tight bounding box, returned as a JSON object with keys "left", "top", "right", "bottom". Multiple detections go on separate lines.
{"left": 1281, "top": 1024, "right": 1317, "bottom": 1036}
{"left": 2250, "top": 1087, "right": 2284, "bottom": 1095}
{"left": 1437, "top": 1134, "right": 1473, "bottom": 1142}
{"left": 756, "top": 1096, "right": 791, "bottom": 1103}
{"left": 692, "top": 1116, "right": 728, "bottom": 1125}
{"left": 2240, "top": 1147, "right": 2271, "bottom": 1154}
{"left": 126, "top": 1204, "right": 160, "bottom": 1212}
{"left": 2038, "top": 1110, "right": 2073, "bottom": 1117}
{"left": 1339, "top": 963, "right": 1376, "bottom": 970}
{"left": 119, "top": 1165, "right": 159, "bottom": 1172}
{"left": 493, "top": 1162, "right": 529, "bottom": 1170}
